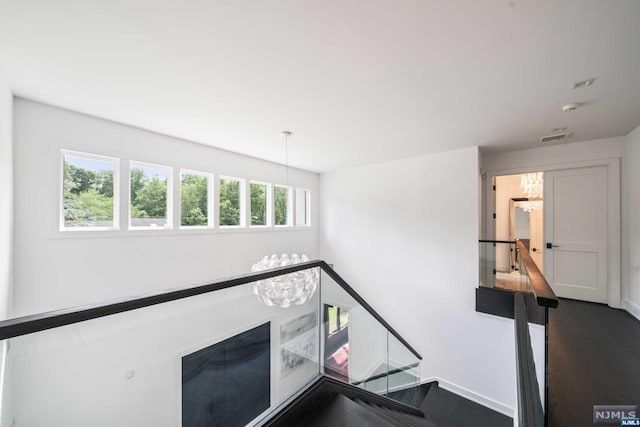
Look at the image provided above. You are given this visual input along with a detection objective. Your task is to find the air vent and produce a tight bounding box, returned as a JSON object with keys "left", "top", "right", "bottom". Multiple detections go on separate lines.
{"left": 572, "top": 78, "right": 596, "bottom": 89}
{"left": 562, "top": 103, "right": 580, "bottom": 112}
{"left": 540, "top": 132, "right": 572, "bottom": 143}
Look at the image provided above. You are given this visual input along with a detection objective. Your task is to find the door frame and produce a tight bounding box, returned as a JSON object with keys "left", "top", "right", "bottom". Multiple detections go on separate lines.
{"left": 482, "top": 158, "right": 621, "bottom": 308}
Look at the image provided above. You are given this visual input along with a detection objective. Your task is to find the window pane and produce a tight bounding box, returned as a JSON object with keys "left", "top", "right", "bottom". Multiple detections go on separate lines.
{"left": 219, "top": 178, "right": 241, "bottom": 226}
{"left": 339, "top": 310, "right": 349, "bottom": 329}
{"left": 181, "top": 173, "right": 209, "bottom": 227}
{"left": 274, "top": 186, "right": 289, "bottom": 226}
{"left": 63, "top": 154, "right": 116, "bottom": 228}
{"left": 250, "top": 183, "right": 267, "bottom": 226}
{"left": 295, "top": 188, "right": 309, "bottom": 226}
{"left": 130, "top": 163, "right": 170, "bottom": 228}
{"left": 327, "top": 306, "right": 338, "bottom": 334}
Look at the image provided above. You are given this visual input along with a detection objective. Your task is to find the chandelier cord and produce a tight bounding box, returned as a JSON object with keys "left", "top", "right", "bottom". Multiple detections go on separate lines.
{"left": 284, "top": 132, "right": 294, "bottom": 248}
{"left": 284, "top": 132, "right": 290, "bottom": 190}
{"left": 250, "top": 131, "right": 318, "bottom": 308}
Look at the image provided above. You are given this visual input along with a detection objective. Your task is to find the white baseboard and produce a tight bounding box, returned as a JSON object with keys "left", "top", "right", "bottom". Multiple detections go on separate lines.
{"left": 421, "top": 376, "right": 515, "bottom": 419}
{"left": 622, "top": 299, "right": 640, "bottom": 322}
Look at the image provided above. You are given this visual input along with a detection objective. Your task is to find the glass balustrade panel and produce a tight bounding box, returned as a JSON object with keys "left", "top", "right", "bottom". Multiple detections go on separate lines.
{"left": 4, "top": 268, "right": 320, "bottom": 427}
{"left": 521, "top": 259, "right": 547, "bottom": 411}
{"left": 321, "top": 270, "right": 401, "bottom": 397}
{"left": 479, "top": 241, "right": 497, "bottom": 287}
{"left": 387, "top": 333, "right": 421, "bottom": 406}
{"left": 480, "top": 241, "right": 536, "bottom": 293}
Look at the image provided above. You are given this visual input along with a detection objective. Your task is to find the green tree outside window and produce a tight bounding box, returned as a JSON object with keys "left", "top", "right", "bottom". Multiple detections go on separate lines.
{"left": 220, "top": 179, "right": 241, "bottom": 226}
{"left": 250, "top": 183, "right": 267, "bottom": 226}
{"left": 63, "top": 156, "right": 115, "bottom": 227}
{"left": 130, "top": 165, "right": 169, "bottom": 227}
{"left": 275, "top": 186, "right": 289, "bottom": 226}
{"left": 181, "top": 174, "right": 208, "bottom": 226}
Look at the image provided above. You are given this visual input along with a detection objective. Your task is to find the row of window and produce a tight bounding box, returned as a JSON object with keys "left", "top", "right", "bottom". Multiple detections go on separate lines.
{"left": 61, "top": 150, "right": 311, "bottom": 231}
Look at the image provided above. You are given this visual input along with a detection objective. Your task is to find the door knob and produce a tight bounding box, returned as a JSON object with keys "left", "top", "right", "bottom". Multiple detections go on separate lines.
{"left": 546, "top": 243, "right": 559, "bottom": 249}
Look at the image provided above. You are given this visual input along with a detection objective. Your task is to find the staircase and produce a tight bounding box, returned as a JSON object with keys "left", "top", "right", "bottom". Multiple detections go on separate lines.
{"left": 307, "top": 394, "right": 439, "bottom": 427}
{"left": 254, "top": 376, "right": 512, "bottom": 427}
{"left": 256, "top": 375, "right": 434, "bottom": 427}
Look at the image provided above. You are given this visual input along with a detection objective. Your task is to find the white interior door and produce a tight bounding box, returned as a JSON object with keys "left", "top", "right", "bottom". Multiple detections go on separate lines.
{"left": 544, "top": 166, "right": 608, "bottom": 303}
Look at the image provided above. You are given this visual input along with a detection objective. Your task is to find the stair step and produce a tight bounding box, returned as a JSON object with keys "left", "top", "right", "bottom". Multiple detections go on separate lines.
{"left": 385, "top": 383, "right": 433, "bottom": 407}
{"left": 354, "top": 398, "right": 439, "bottom": 427}
{"left": 355, "top": 399, "right": 418, "bottom": 426}
{"left": 261, "top": 376, "right": 442, "bottom": 427}
{"left": 305, "top": 394, "right": 396, "bottom": 426}
{"left": 420, "top": 383, "right": 512, "bottom": 427}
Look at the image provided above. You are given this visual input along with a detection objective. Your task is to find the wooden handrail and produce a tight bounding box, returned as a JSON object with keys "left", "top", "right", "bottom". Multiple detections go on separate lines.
{"left": 516, "top": 241, "right": 559, "bottom": 308}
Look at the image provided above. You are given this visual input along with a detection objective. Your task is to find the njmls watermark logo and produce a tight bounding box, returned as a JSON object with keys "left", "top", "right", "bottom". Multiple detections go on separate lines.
{"left": 593, "top": 405, "right": 638, "bottom": 424}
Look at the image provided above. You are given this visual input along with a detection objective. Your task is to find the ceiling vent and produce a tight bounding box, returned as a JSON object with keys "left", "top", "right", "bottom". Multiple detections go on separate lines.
{"left": 540, "top": 132, "right": 572, "bottom": 143}
{"left": 562, "top": 103, "right": 580, "bottom": 112}
{"left": 572, "top": 78, "right": 596, "bottom": 89}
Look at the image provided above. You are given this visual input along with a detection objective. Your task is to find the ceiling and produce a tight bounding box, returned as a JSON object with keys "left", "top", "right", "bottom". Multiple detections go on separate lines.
{"left": 1, "top": 0, "right": 639, "bottom": 173}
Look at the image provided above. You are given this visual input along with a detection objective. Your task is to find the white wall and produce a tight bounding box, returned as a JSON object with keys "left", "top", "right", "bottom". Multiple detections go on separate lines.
{"left": 13, "top": 99, "right": 319, "bottom": 316}
{"left": 0, "top": 70, "right": 13, "bottom": 427}
{"left": 8, "top": 99, "right": 321, "bottom": 426}
{"left": 482, "top": 137, "right": 625, "bottom": 172}
{"left": 623, "top": 125, "right": 640, "bottom": 320}
{"left": 319, "top": 147, "right": 517, "bottom": 416}
{"left": 0, "top": 72, "right": 11, "bottom": 320}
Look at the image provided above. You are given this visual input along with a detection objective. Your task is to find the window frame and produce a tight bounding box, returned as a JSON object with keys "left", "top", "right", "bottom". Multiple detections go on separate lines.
{"left": 218, "top": 175, "right": 246, "bottom": 229}
{"left": 179, "top": 169, "right": 214, "bottom": 229}
{"left": 128, "top": 160, "right": 173, "bottom": 231}
{"left": 294, "top": 187, "right": 311, "bottom": 227}
{"left": 60, "top": 149, "right": 120, "bottom": 232}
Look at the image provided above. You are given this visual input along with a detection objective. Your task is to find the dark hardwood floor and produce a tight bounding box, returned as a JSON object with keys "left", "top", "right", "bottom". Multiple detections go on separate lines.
{"left": 548, "top": 298, "right": 640, "bottom": 426}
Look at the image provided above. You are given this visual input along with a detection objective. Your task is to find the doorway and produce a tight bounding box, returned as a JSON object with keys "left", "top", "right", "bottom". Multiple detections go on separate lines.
{"left": 487, "top": 161, "right": 619, "bottom": 306}
{"left": 493, "top": 173, "right": 545, "bottom": 292}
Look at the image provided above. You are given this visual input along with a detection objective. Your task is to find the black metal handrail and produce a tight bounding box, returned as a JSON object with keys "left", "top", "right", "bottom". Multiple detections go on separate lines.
{"left": 0, "top": 260, "right": 422, "bottom": 360}
{"left": 478, "top": 239, "right": 517, "bottom": 244}
{"left": 516, "top": 241, "right": 558, "bottom": 308}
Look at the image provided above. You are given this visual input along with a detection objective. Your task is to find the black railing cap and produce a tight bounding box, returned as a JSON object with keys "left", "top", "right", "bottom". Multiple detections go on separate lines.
{"left": 478, "top": 239, "right": 517, "bottom": 244}
{"left": 0, "top": 260, "right": 423, "bottom": 360}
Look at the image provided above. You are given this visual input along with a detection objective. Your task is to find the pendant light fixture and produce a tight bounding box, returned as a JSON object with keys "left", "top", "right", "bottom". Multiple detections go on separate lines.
{"left": 520, "top": 172, "right": 543, "bottom": 199}
{"left": 519, "top": 172, "right": 543, "bottom": 212}
{"left": 250, "top": 131, "right": 319, "bottom": 307}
